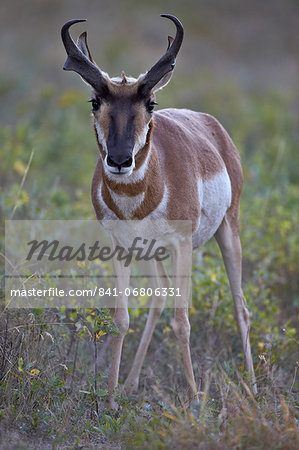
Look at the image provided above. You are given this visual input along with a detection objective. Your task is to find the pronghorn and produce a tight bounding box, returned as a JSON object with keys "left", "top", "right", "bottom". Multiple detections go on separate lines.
{"left": 61, "top": 15, "right": 257, "bottom": 407}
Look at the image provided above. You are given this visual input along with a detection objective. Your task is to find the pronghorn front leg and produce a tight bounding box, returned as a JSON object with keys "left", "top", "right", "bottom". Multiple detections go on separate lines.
{"left": 107, "top": 241, "right": 131, "bottom": 409}
{"left": 123, "top": 260, "right": 170, "bottom": 394}
{"left": 171, "top": 236, "right": 198, "bottom": 403}
{"left": 215, "top": 216, "right": 257, "bottom": 394}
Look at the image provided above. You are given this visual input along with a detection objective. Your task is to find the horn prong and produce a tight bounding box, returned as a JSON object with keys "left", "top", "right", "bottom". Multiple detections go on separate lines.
{"left": 167, "top": 36, "right": 174, "bottom": 51}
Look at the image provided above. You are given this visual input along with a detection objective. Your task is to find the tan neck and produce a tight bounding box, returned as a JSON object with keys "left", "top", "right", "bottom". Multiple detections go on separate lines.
{"left": 95, "top": 121, "right": 165, "bottom": 220}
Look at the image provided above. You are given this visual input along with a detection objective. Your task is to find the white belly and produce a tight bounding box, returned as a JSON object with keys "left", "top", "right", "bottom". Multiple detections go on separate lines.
{"left": 192, "top": 170, "right": 232, "bottom": 249}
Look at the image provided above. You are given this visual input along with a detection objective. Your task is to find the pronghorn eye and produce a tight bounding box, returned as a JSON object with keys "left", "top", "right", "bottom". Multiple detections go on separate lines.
{"left": 89, "top": 99, "right": 100, "bottom": 111}
{"left": 146, "top": 100, "right": 158, "bottom": 113}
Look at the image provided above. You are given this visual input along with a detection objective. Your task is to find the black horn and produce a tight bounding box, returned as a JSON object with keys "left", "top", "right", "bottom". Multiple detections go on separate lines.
{"left": 139, "top": 14, "right": 184, "bottom": 94}
{"left": 61, "top": 19, "right": 108, "bottom": 94}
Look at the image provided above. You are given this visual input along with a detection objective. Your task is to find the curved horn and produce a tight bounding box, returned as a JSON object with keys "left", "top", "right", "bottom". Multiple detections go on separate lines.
{"left": 139, "top": 14, "right": 184, "bottom": 94}
{"left": 61, "top": 19, "right": 108, "bottom": 94}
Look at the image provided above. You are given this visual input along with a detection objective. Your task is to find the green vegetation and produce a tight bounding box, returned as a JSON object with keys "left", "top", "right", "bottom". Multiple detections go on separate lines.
{"left": 0, "top": 0, "right": 298, "bottom": 445}
{"left": 0, "top": 78, "right": 298, "bottom": 448}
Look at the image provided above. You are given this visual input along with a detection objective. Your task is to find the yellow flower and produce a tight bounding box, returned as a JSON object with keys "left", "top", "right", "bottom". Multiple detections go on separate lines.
{"left": 13, "top": 160, "right": 27, "bottom": 176}
{"left": 257, "top": 342, "right": 264, "bottom": 352}
{"left": 77, "top": 261, "right": 86, "bottom": 268}
{"left": 96, "top": 330, "right": 107, "bottom": 340}
{"left": 29, "top": 369, "right": 40, "bottom": 376}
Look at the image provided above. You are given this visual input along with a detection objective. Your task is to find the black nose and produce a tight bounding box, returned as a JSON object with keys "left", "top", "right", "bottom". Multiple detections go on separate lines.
{"left": 107, "top": 155, "right": 133, "bottom": 171}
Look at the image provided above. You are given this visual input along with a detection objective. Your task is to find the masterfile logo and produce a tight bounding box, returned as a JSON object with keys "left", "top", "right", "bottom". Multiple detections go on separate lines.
{"left": 5, "top": 220, "right": 192, "bottom": 309}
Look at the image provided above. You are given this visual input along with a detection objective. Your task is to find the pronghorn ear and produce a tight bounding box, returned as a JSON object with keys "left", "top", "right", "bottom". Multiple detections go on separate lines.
{"left": 152, "top": 71, "right": 173, "bottom": 92}
{"left": 77, "top": 32, "right": 94, "bottom": 63}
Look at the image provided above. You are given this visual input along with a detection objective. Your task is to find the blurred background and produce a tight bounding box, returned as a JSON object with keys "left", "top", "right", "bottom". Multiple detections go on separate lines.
{"left": 0, "top": 0, "right": 299, "bottom": 447}
{"left": 1, "top": 0, "right": 299, "bottom": 121}
{"left": 1, "top": 0, "right": 298, "bottom": 202}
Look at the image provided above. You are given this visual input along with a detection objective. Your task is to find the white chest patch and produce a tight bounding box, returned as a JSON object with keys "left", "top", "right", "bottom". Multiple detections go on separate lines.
{"left": 97, "top": 183, "right": 145, "bottom": 219}
{"left": 193, "top": 170, "right": 232, "bottom": 249}
{"left": 108, "top": 188, "right": 145, "bottom": 219}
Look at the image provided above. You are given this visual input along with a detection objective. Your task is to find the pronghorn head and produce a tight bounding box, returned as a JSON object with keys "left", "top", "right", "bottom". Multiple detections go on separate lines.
{"left": 61, "top": 15, "right": 184, "bottom": 177}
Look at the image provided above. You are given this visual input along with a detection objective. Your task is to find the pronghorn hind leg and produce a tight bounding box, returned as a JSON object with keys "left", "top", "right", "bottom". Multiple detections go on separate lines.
{"left": 215, "top": 216, "right": 257, "bottom": 394}
{"left": 171, "top": 306, "right": 198, "bottom": 402}
{"left": 123, "top": 260, "right": 170, "bottom": 394}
